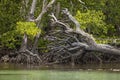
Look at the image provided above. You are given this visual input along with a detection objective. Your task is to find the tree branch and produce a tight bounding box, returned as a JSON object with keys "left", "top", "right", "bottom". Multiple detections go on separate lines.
{"left": 35, "top": 0, "right": 56, "bottom": 22}
{"left": 62, "top": 8, "right": 96, "bottom": 46}
{"left": 49, "top": 13, "right": 73, "bottom": 32}
{"left": 29, "top": 0, "right": 37, "bottom": 21}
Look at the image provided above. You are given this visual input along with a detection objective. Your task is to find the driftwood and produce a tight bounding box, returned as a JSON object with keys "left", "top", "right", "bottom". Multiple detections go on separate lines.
{"left": 44, "top": 8, "right": 120, "bottom": 65}
{"left": 50, "top": 8, "right": 120, "bottom": 55}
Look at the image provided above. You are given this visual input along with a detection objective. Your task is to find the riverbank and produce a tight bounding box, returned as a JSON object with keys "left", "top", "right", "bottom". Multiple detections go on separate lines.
{"left": 0, "top": 47, "right": 120, "bottom": 65}
{"left": 0, "top": 62, "right": 120, "bottom": 71}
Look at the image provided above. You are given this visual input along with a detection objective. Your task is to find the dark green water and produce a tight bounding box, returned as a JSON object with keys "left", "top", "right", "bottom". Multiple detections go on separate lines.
{"left": 0, "top": 63, "right": 120, "bottom": 80}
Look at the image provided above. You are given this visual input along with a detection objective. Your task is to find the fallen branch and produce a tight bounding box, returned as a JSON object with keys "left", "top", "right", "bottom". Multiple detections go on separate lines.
{"left": 50, "top": 9, "right": 120, "bottom": 56}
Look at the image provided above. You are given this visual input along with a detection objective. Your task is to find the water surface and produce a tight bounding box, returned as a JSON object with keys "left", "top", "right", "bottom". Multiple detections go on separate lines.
{"left": 0, "top": 63, "right": 120, "bottom": 80}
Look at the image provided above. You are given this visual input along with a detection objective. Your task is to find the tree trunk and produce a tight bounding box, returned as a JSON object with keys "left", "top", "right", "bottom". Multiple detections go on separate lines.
{"left": 19, "top": 33, "right": 27, "bottom": 52}
{"left": 31, "top": 32, "right": 40, "bottom": 53}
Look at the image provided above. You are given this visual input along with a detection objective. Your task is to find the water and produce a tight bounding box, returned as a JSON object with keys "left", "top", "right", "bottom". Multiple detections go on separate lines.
{"left": 0, "top": 63, "right": 120, "bottom": 80}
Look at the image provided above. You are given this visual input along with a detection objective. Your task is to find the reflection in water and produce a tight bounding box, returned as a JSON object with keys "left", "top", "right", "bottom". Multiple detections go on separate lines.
{"left": 0, "top": 63, "right": 120, "bottom": 80}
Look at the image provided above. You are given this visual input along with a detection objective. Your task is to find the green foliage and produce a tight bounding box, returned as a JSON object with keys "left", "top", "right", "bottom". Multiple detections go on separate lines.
{"left": 83, "top": 0, "right": 106, "bottom": 10}
{"left": 0, "top": 21, "right": 41, "bottom": 49}
{"left": 75, "top": 9, "right": 116, "bottom": 38}
{"left": 0, "top": 0, "right": 22, "bottom": 35}
{"left": 83, "top": 0, "right": 119, "bottom": 37}
{"left": 38, "top": 38, "right": 49, "bottom": 53}
{"left": 0, "top": 31, "right": 22, "bottom": 49}
{"left": 96, "top": 38, "right": 120, "bottom": 45}
{"left": 0, "top": 0, "right": 22, "bottom": 49}
{"left": 104, "top": 0, "right": 120, "bottom": 25}
{"left": 16, "top": 22, "right": 41, "bottom": 39}
{"left": 75, "top": 10, "right": 108, "bottom": 36}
